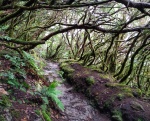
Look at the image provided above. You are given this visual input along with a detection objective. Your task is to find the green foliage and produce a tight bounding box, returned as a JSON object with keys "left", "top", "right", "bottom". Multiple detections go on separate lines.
{"left": 34, "top": 81, "right": 63, "bottom": 121}
{"left": 58, "top": 70, "right": 65, "bottom": 81}
{"left": 0, "top": 25, "right": 9, "bottom": 31}
{"left": 103, "top": 100, "right": 112, "bottom": 110}
{"left": 0, "top": 115, "right": 6, "bottom": 121}
{"left": 41, "top": 110, "right": 52, "bottom": 121}
{"left": 112, "top": 109, "right": 123, "bottom": 121}
{"left": 116, "top": 93, "right": 124, "bottom": 101}
{"left": 0, "top": 95, "right": 12, "bottom": 108}
{"left": 137, "top": 118, "right": 144, "bottom": 121}
{"left": 4, "top": 54, "right": 25, "bottom": 68}
{"left": 60, "top": 62, "right": 75, "bottom": 74}
{"left": 0, "top": 0, "right": 149, "bottom": 97}
{"left": 0, "top": 36, "right": 12, "bottom": 41}
{"left": 22, "top": 51, "right": 43, "bottom": 75}
{"left": 35, "top": 109, "right": 52, "bottom": 121}
{"left": 38, "top": 81, "right": 64, "bottom": 111}
{"left": 86, "top": 76, "right": 95, "bottom": 85}
{"left": 0, "top": 53, "right": 30, "bottom": 91}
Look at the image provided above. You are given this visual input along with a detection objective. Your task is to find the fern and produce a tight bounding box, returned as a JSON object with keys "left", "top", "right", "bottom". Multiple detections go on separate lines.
{"left": 41, "top": 110, "right": 52, "bottom": 121}
{"left": 2, "top": 54, "right": 29, "bottom": 90}
{"left": 0, "top": 25, "right": 9, "bottom": 31}
{"left": 0, "top": 36, "right": 12, "bottom": 41}
{"left": 40, "top": 81, "right": 64, "bottom": 111}
{"left": 22, "top": 51, "right": 42, "bottom": 75}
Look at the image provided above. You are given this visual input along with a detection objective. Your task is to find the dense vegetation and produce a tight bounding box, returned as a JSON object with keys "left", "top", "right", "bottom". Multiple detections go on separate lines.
{"left": 0, "top": 0, "right": 150, "bottom": 120}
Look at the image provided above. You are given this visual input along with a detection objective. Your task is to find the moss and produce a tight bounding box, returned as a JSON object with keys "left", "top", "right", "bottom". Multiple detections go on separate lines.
{"left": 87, "top": 64, "right": 104, "bottom": 73}
{"left": 86, "top": 76, "right": 95, "bottom": 85}
{"left": 123, "top": 92, "right": 134, "bottom": 97}
{"left": 122, "top": 86, "right": 132, "bottom": 92}
{"left": 60, "top": 63, "right": 74, "bottom": 74}
{"left": 62, "top": 59, "right": 83, "bottom": 65}
{"left": 121, "top": 87, "right": 134, "bottom": 97}
{"left": 106, "top": 83, "right": 134, "bottom": 98}
{"left": 132, "top": 88, "right": 142, "bottom": 97}
{"left": 63, "top": 59, "right": 77, "bottom": 63}
{"left": 116, "top": 93, "right": 124, "bottom": 101}
{"left": 116, "top": 92, "right": 134, "bottom": 101}
{"left": 99, "top": 74, "right": 115, "bottom": 82}
{"left": 105, "top": 83, "right": 133, "bottom": 94}
{"left": 105, "top": 83, "right": 126, "bottom": 88}
{"left": 67, "top": 73, "right": 74, "bottom": 79}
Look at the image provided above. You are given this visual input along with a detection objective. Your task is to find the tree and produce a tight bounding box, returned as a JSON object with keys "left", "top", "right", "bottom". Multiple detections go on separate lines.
{"left": 0, "top": 0, "right": 150, "bottom": 94}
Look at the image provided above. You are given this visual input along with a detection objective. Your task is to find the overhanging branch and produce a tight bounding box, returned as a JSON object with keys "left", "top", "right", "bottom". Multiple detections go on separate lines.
{"left": 114, "top": 0, "right": 150, "bottom": 13}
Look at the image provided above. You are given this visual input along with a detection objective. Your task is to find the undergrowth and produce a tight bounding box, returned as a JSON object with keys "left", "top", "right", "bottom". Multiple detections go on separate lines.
{"left": 0, "top": 50, "right": 64, "bottom": 120}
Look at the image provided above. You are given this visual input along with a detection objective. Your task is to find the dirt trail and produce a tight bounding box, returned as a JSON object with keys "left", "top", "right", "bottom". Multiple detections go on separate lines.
{"left": 44, "top": 61, "right": 111, "bottom": 121}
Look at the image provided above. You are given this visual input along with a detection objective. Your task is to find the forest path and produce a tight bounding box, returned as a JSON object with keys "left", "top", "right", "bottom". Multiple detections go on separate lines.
{"left": 43, "top": 61, "right": 111, "bottom": 121}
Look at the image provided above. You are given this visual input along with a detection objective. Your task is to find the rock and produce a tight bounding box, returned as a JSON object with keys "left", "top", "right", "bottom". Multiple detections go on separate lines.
{"left": 0, "top": 88, "right": 8, "bottom": 96}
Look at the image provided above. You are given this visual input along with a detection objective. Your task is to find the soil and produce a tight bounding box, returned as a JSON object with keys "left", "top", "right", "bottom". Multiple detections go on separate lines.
{"left": 0, "top": 55, "right": 111, "bottom": 121}
{"left": 44, "top": 61, "right": 111, "bottom": 121}
{"left": 0, "top": 52, "right": 150, "bottom": 121}
{"left": 60, "top": 62, "right": 150, "bottom": 121}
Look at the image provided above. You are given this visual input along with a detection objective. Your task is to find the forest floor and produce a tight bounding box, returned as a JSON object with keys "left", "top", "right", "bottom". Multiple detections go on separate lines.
{"left": 44, "top": 61, "right": 111, "bottom": 121}
{"left": 0, "top": 55, "right": 111, "bottom": 121}
{"left": 0, "top": 56, "right": 43, "bottom": 121}
{"left": 60, "top": 61, "right": 150, "bottom": 121}
{"left": 0, "top": 54, "right": 150, "bottom": 121}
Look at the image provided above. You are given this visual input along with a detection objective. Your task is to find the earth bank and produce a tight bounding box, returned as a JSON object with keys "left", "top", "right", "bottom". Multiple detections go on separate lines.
{"left": 60, "top": 61, "right": 150, "bottom": 121}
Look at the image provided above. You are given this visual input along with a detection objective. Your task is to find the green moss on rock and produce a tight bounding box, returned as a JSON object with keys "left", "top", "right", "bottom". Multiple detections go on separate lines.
{"left": 87, "top": 64, "right": 104, "bottom": 73}
{"left": 106, "top": 83, "right": 134, "bottom": 98}
{"left": 99, "top": 74, "right": 115, "bottom": 82}
{"left": 60, "top": 63, "right": 75, "bottom": 74}
{"left": 116, "top": 92, "right": 134, "bottom": 101}
{"left": 132, "top": 89, "right": 142, "bottom": 97}
{"left": 116, "top": 93, "right": 124, "bottom": 101}
{"left": 67, "top": 73, "right": 74, "bottom": 79}
{"left": 63, "top": 59, "right": 83, "bottom": 65}
{"left": 86, "top": 76, "right": 95, "bottom": 85}
{"left": 105, "top": 83, "right": 126, "bottom": 88}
